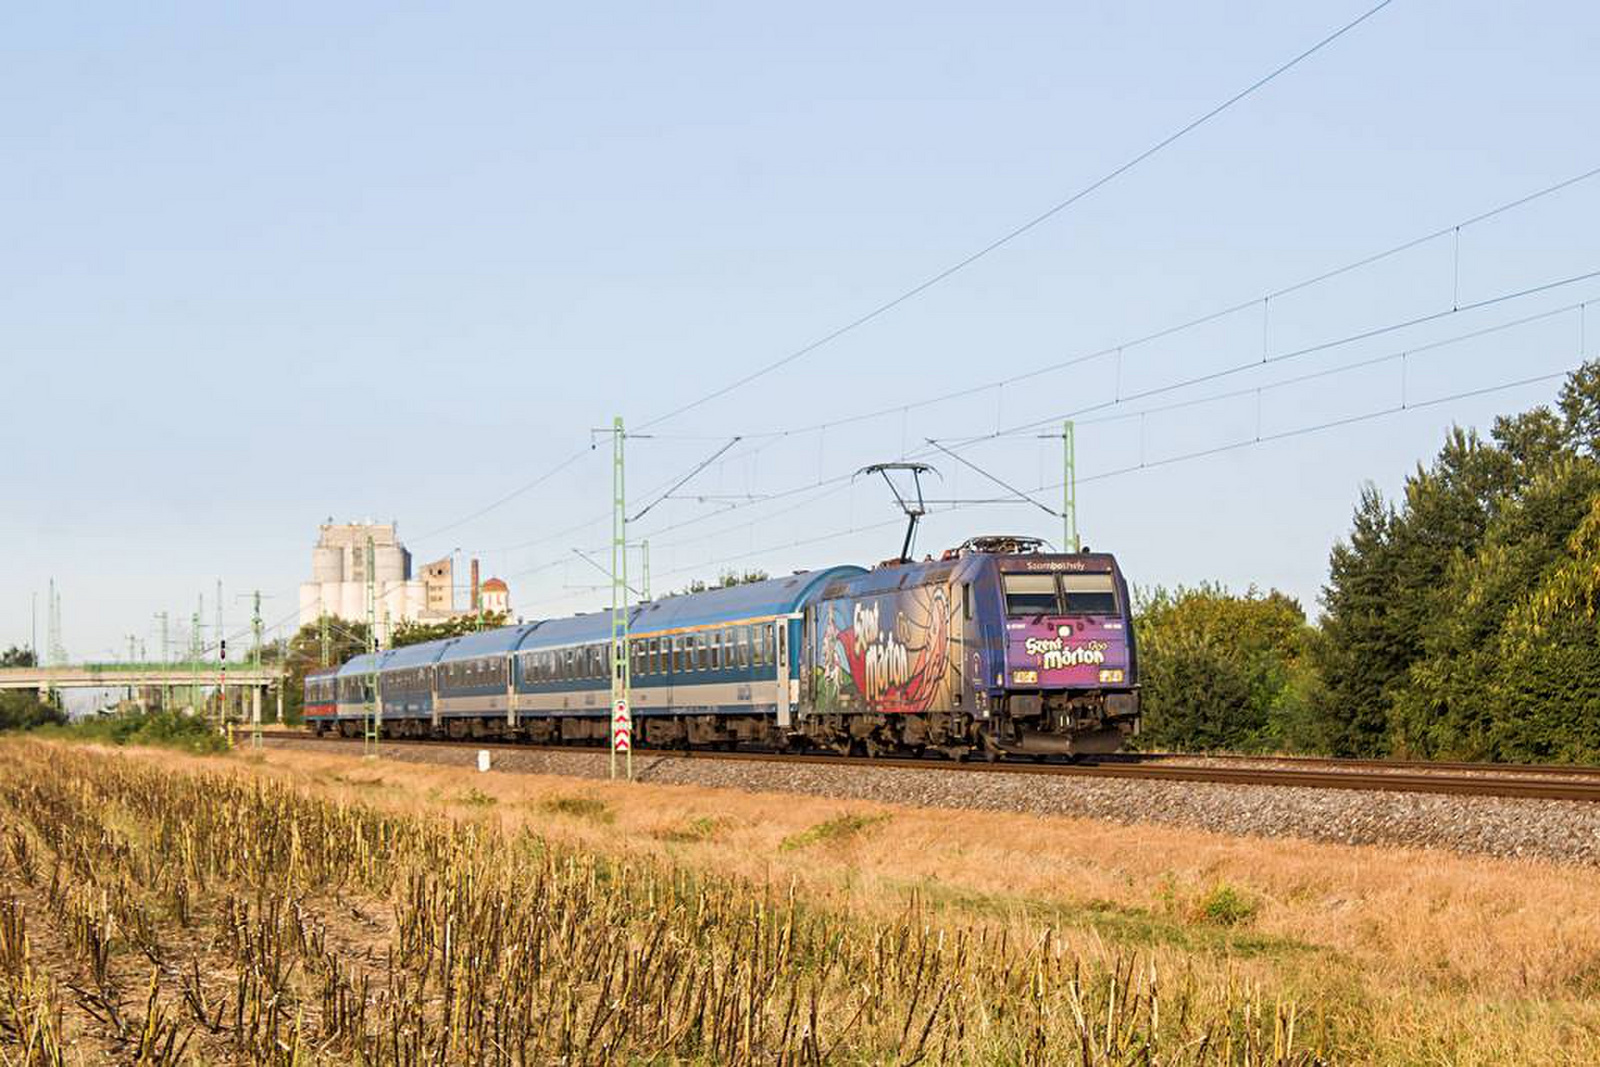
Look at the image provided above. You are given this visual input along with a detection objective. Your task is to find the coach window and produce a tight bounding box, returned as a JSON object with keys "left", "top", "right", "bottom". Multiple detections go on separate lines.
{"left": 709, "top": 631, "right": 721, "bottom": 670}
{"left": 737, "top": 626, "right": 750, "bottom": 669}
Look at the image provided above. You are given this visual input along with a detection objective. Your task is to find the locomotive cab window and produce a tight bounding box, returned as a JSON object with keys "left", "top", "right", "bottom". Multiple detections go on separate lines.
{"left": 1002, "top": 574, "right": 1060, "bottom": 616}
{"left": 1062, "top": 574, "right": 1119, "bottom": 615}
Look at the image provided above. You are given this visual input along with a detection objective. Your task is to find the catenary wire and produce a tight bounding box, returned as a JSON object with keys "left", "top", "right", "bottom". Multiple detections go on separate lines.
{"left": 637, "top": 0, "right": 1400, "bottom": 431}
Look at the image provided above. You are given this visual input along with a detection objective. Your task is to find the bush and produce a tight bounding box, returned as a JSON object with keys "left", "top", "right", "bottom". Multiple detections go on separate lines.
{"left": 34, "top": 708, "right": 228, "bottom": 754}
{"left": 0, "top": 691, "right": 68, "bottom": 731}
{"left": 1133, "top": 585, "right": 1314, "bottom": 753}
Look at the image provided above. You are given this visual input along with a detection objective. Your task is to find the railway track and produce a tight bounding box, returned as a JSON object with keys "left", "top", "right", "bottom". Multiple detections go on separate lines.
{"left": 255, "top": 730, "right": 1600, "bottom": 802}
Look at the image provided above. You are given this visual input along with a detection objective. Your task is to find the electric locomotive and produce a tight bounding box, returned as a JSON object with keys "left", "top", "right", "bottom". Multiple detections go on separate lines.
{"left": 305, "top": 535, "right": 1140, "bottom": 758}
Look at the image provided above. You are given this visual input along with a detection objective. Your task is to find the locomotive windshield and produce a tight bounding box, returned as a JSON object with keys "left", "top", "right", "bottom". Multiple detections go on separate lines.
{"left": 1003, "top": 574, "right": 1060, "bottom": 615}
{"left": 1062, "top": 573, "right": 1118, "bottom": 615}
{"left": 1002, "top": 573, "right": 1120, "bottom": 616}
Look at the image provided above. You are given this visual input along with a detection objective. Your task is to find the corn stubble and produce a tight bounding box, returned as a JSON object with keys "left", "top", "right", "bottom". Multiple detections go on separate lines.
{"left": 0, "top": 742, "right": 1322, "bottom": 1065}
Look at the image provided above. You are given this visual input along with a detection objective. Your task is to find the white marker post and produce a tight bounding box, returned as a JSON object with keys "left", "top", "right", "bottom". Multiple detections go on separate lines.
{"left": 612, "top": 697, "right": 631, "bottom": 778}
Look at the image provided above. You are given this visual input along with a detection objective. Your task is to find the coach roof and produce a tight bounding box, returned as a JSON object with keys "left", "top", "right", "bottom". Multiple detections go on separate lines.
{"left": 629, "top": 566, "right": 867, "bottom": 635}
{"left": 378, "top": 640, "right": 452, "bottom": 670}
{"left": 335, "top": 651, "right": 384, "bottom": 679}
{"left": 436, "top": 623, "right": 542, "bottom": 663}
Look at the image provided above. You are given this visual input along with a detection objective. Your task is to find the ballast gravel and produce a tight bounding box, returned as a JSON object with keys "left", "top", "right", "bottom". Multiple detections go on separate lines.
{"left": 261, "top": 736, "right": 1600, "bottom": 867}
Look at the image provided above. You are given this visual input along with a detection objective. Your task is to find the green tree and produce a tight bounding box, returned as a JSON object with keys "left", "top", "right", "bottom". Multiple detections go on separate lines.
{"left": 1133, "top": 585, "right": 1316, "bottom": 752}
{"left": 390, "top": 612, "right": 510, "bottom": 649}
{"left": 674, "top": 569, "right": 770, "bottom": 596}
{"left": 0, "top": 646, "right": 37, "bottom": 668}
{"left": 277, "top": 615, "right": 371, "bottom": 724}
{"left": 1313, "top": 358, "right": 1600, "bottom": 761}
{"left": 1309, "top": 486, "right": 1404, "bottom": 755}
{"left": 1388, "top": 457, "right": 1600, "bottom": 758}
{"left": 1478, "top": 494, "right": 1600, "bottom": 762}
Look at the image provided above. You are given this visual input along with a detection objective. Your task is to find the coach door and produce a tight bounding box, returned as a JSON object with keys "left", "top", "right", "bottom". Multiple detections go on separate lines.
{"left": 775, "top": 619, "right": 792, "bottom": 728}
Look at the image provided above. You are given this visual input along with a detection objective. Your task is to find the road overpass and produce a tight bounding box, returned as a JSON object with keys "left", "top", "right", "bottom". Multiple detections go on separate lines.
{"left": 0, "top": 663, "right": 282, "bottom": 690}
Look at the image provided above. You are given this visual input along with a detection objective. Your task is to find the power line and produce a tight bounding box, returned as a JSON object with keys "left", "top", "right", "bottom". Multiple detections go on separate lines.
{"left": 1065, "top": 299, "right": 1591, "bottom": 429}
{"left": 492, "top": 272, "right": 1594, "bottom": 611}
{"left": 629, "top": 437, "right": 741, "bottom": 523}
{"left": 638, "top": 0, "right": 1399, "bottom": 431}
{"left": 397, "top": 157, "right": 1600, "bottom": 561}
{"left": 960, "top": 264, "right": 1600, "bottom": 444}
{"left": 410, "top": 447, "right": 595, "bottom": 546}
{"left": 1039, "top": 366, "right": 1578, "bottom": 491}
{"left": 923, "top": 439, "right": 1060, "bottom": 519}
{"left": 643, "top": 363, "right": 1578, "bottom": 585}
{"left": 618, "top": 267, "right": 1600, "bottom": 553}
{"left": 651, "top": 163, "right": 1600, "bottom": 448}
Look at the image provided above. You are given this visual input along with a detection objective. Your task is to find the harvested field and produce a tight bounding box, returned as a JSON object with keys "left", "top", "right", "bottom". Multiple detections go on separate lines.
{"left": 263, "top": 734, "right": 1600, "bottom": 865}
{"left": 3, "top": 738, "right": 1599, "bottom": 1064}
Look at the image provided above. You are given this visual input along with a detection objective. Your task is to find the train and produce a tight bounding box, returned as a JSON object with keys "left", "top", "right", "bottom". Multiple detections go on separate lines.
{"left": 304, "top": 535, "right": 1140, "bottom": 758}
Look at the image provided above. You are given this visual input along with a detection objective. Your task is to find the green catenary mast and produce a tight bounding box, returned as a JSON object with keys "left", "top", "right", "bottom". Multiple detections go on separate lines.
{"left": 364, "top": 536, "right": 379, "bottom": 756}
{"left": 1062, "top": 420, "right": 1080, "bottom": 553}
{"left": 610, "top": 416, "right": 632, "bottom": 780}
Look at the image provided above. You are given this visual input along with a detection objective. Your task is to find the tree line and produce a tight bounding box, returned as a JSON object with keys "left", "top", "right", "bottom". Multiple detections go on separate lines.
{"left": 1134, "top": 360, "right": 1600, "bottom": 763}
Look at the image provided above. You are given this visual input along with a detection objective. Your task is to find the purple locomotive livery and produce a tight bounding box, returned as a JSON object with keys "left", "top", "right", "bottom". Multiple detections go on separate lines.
{"left": 802, "top": 536, "right": 1140, "bottom": 757}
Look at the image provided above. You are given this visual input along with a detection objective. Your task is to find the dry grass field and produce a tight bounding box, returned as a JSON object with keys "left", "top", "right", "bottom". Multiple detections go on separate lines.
{"left": 1, "top": 738, "right": 1597, "bottom": 1064}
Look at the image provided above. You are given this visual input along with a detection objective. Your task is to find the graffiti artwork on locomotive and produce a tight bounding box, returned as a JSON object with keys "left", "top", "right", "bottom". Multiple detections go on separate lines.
{"left": 305, "top": 536, "right": 1140, "bottom": 757}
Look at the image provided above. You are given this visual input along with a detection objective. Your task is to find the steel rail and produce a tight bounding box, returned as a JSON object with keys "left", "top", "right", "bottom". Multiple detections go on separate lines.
{"left": 259, "top": 731, "right": 1600, "bottom": 802}
{"left": 1090, "top": 751, "right": 1600, "bottom": 779}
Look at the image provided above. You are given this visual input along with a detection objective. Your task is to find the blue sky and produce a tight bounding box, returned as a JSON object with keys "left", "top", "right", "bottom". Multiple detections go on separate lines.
{"left": 4, "top": 1, "right": 1599, "bottom": 660}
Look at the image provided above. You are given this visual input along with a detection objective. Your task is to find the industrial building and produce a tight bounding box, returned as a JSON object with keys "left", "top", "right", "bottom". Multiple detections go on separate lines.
{"left": 297, "top": 521, "right": 455, "bottom": 632}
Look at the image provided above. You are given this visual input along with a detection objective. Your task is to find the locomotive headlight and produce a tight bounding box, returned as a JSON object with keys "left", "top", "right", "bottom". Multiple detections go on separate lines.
{"left": 1012, "top": 669, "right": 1038, "bottom": 685}
{"left": 1098, "top": 668, "right": 1124, "bottom": 684}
